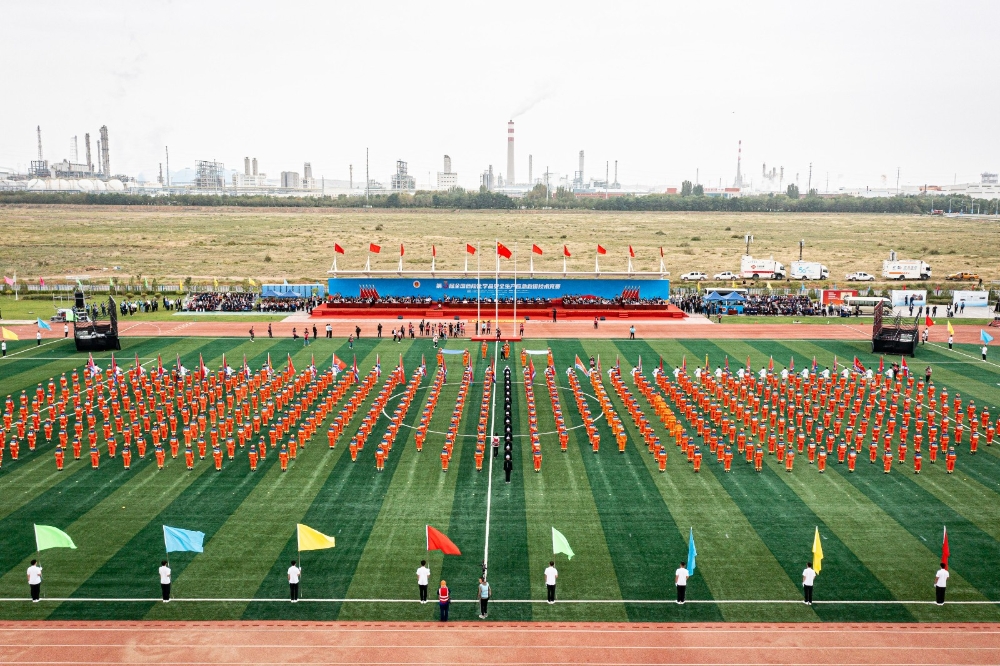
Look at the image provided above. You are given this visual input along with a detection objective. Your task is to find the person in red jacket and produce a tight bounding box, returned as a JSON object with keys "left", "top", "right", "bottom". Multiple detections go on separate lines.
{"left": 438, "top": 580, "right": 450, "bottom": 622}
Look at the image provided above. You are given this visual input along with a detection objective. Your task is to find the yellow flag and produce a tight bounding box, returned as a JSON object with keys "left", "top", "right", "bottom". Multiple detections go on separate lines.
{"left": 297, "top": 523, "right": 336, "bottom": 551}
{"left": 812, "top": 526, "right": 824, "bottom": 574}
{"left": 213, "top": 278, "right": 219, "bottom": 289}
{"left": 766, "top": 281, "right": 773, "bottom": 291}
{"left": 1, "top": 327, "right": 19, "bottom": 341}
{"left": 731, "top": 280, "right": 737, "bottom": 288}
{"left": 947, "top": 320, "right": 955, "bottom": 336}
{"left": 178, "top": 282, "right": 184, "bottom": 292}
{"left": 248, "top": 278, "right": 257, "bottom": 287}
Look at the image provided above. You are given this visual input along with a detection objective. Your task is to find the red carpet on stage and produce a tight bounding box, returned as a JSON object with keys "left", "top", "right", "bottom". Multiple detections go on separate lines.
{"left": 310, "top": 302, "right": 686, "bottom": 321}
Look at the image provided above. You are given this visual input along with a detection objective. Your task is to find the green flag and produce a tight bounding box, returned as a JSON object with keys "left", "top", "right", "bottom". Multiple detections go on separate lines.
{"left": 552, "top": 527, "right": 574, "bottom": 560}
{"left": 34, "top": 525, "right": 77, "bottom": 551}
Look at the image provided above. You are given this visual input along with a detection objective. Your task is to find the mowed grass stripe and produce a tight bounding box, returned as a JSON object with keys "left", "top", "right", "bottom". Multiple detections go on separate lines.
{"left": 240, "top": 341, "right": 428, "bottom": 620}
{"left": 672, "top": 338, "right": 914, "bottom": 623}
{"left": 484, "top": 346, "right": 532, "bottom": 620}
{"left": 614, "top": 339, "right": 817, "bottom": 622}
{"left": 440, "top": 349, "right": 490, "bottom": 617}
{"left": 339, "top": 350, "right": 471, "bottom": 621}
{"left": 46, "top": 340, "right": 332, "bottom": 619}
{"left": 519, "top": 342, "right": 626, "bottom": 622}
{"left": 141, "top": 341, "right": 364, "bottom": 620}
{"left": 557, "top": 341, "right": 721, "bottom": 622}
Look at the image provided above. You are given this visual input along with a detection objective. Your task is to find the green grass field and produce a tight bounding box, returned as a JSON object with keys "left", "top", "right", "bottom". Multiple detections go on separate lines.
{"left": 1, "top": 333, "right": 999, "bottom": 623}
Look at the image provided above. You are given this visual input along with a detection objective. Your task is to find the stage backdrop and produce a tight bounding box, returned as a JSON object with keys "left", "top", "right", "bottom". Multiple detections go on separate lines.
{"left": 327, "top": 277, "right": 670, "bottom": 300}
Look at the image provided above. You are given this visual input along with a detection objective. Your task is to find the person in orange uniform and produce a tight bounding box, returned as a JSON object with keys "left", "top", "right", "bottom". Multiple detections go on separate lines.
{"left": 914, "top": 450, "right": 922, "bottom": 474}
{"left": 929, "top": 439, "right": 939, "bottom": 464}
{"left": 349, "top": 437, "right": 359, "bottom": 462}
{"left": 90, "top": 443, "right": 100, "bottom": 469}
{"left": 155, "top": 443, "right": 166, "bottom": 470}
{"left": 847, "top": 446, "right": 857, "bottom": 472}
{"left": 169, "top": 436, "right": 179, "bottom": 459}
{"left": 248, "top": 443, "right": 259, "bottom": 471}
{"left": 946, "top": 446, "right": 956, "bottom": 474}
{"left": 226, "top": 437, "right": 236, "bottom": 460}
{"left": 475, "top": 445, "right": 484, "bottom": 472}
{"left": 121, "top": 444, "right": 132, "bottom": 470}
{"left": 106, "top": 436, "right": 116, "bottom": 459}
{"left": 723, "top": 444, "right": 733, "bottom": 472}
{"left": 375, "top": 444, "right": 386, "bottom": 472}
{"left": 441, "top": 446, "right": 450, "bottom": 472}
{"left": 754, "top": 446, "right": 764, "bottom": 472}
{"left": 869, "top": 441, "right": 878, "bottom": 464}
{"left": 8, "top": 438, "right": 18, "bottom": 461}
{"left": 481, "top": 341, "right": 488, "bottom": 360}
{"left": 54, "top": 444, "right": 64, "bottom": 471}
{"left": 184, "top": 443, "right": 195, "bottom": 470}
{"left": 785, "top": 446, "right": 795, "bottom": 472}
{"left": 280, "top": 444, "right": 290, "bottom": 472}
{"left": 692, "top": 445, "right": 702, "bottom": 472}
{"left": 969, "top": 431, "right": 979, "bottom": 455}
{"left": 882, "top": 448, "right": 892, "bottom": 474}
{"left": 837, "top": 439, "right": 847, "bottom": 464}
{"left": 533, "top": 447, "right": 542, "bottom": 473}
{"left": 213, "top": 444, "right": 223, "bottom": 471}
{"left": 197, "top": 437, "right": 207, "bottom": 460}
{"left": 817, "top": 448, "right": 827, "bottom": 473}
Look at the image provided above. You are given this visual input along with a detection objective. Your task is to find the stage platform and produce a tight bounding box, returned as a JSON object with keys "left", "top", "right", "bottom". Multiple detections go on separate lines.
{"left": 310, "top": 302, "right": 686, "bottom": 322}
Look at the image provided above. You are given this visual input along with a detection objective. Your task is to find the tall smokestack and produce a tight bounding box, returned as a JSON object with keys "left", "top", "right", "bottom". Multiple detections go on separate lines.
{"left": 579, "top": 150, "right": 584, "bottom": 182}
{"left": 165, "top": 146, "right": 170, "bottom": 186}
{"left": 244, "top": 157, "right": 251, "bottom": 176}
{"left": 506, "top": 120, "right": 515, "bottom": 186}
{"left": 528, "top": 154, "right": 532, "bottom": 184}
{"left": 99, "top": 125, "right": 110, "bottom": 178}
{"left": 85, "top": 133, "right": 92, "bottom": 173}
{"left": 252, "top": 157, "right": 258, "bottom": 176}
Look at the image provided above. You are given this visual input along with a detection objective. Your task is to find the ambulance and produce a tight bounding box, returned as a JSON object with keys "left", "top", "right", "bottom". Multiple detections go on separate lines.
{"left": 739, "top": 255, "right": 786, "bottom": 279}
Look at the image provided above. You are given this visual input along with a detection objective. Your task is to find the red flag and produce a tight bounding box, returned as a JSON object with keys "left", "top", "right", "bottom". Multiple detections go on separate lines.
{"left": 369, "top": 243, "right": 381, "bottom": 254}
{"left": 532, "top": 244, "right": 543, "bottom": 255}
{"left": 467, "top": 244, "right": 477, "bottom": 255}
{"left": 768, "top": 356, "right": 774, "bottom": 372}
{"left": 332, "top": 353, "right": 347, "bottom": 371}
{"left": 334, "top": 243, "right": 345, "bottom": 255}
{"left": 563, "top": 245, "right": 571, "bottom": 257}
{"left": 400, "top": 244, "right": 405, "bottom": 257}
{"left": 432, "top": 245, "right": 436, "bottom": 257}
{"left": 497, "top": 242, "right": 512, "bottom": 259}
{"left": 925, "top": 314, "right": 934, "bottom": 327}
{"left": 597, "top": 245, "right": 607, "bottom": 255}
{"left": 426, "top": 525, "right": 461, "bottom": 555}
{"left": 659, "top": 247, "right": 664, "bottom": 258}
{"left": 39, "top": 277, "right": 46, "bottom": 287}
{"left": 942, "top": 526, "right": 950, "bottom": 569}
{"left": 878, "top": 356, "right": 884, "bottom": 375}
{"left": 287, "top": 353, "right": 295, "bottom": 374}
{"left": 628, "top": 245, "right": 635, "bottom": 258}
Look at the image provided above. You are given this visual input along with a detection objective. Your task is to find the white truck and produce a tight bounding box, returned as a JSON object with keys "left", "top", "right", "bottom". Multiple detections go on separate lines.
{"left": 882, "top": 251, "right": 931, "bottom": 280}
{"left": 789, "top": 261, "right": 829, "bottom": 280}
{"left": 740, "top": 255, "right": 786, "bottom": 279}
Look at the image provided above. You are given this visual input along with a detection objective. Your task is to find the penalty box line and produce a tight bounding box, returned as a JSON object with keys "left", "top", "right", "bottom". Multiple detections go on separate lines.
{"left": 1, "top": 598, "right": 998, "bottom": 605}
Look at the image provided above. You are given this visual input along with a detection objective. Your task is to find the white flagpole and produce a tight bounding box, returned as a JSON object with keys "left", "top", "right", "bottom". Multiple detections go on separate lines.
{"left": 364, "top": 253, "right": 371, "bottom": 273}
{"left": 563, "top": 253, "right": 567, "bottom": 276}
{"left": 595, "top": 251, "right": 600, "bottom": 275}
{"left": 431, "top": 250, "right": 435, "bottom": 274}
{"left": 476, "top": 244, "right": 481, "bottom": 330}
{"left": 529, "top": 251, "right": 534, "bottom": 277}
{"left": 494, "top": 239, "right": 499, "bottom": 333}
{"left": 513, "top": 243, "right": 518, "bottom": 333}
{"left": 398, "top": 248, "right": 403, "bottom": 273}
{"left": 627, "top": 254, "right": 633, "bottom": 275}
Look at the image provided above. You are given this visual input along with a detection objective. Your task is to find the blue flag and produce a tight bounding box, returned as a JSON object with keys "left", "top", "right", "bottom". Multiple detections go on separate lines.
{"left": 982, "top": 330, "right": 994, "bottom": 345}
{"left": 163, "top": 525, "right": 205, "bottom": 553}
{"left": 687, "top": 527, "right": 697, "bottom": 575}
{"left": 37, "top": 318, "right": 52, "bottom": 331}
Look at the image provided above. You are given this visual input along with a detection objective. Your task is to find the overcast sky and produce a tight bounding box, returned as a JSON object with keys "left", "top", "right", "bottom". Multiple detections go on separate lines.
{"left": 2, "top": 0, "right": 998, "bottom": 190}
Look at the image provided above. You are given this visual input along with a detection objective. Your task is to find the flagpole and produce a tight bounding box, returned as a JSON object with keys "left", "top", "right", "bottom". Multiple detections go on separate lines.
{"left": 494, "top": 239, "right": 499, "bottom": 333}
{"left": 513, "top": 243, "right": 518, "bottom": 334}
{"left": 476, "top": 244, "right": 481, "bottom": 330}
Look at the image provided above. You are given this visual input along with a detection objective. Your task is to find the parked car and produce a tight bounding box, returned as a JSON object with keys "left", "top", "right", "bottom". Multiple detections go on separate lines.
{"left": 946, "top": 272, "right": 979, "bottom": 281}
{"left": 681, "top": 271, "right": 708, "bottom": 281}
{"left": 713, "top": 271, "right": 737, "bottom": 280}
{"left": 845, "top": 271, "right": 876, "bottom": 282}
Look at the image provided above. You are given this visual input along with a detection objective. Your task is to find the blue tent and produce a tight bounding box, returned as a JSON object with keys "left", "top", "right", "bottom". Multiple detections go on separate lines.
{"left": 261, "top": 288, "right": 300, "bottom": 298}
{"left": 704, "top": 291, "right": 746, "bottom": 302}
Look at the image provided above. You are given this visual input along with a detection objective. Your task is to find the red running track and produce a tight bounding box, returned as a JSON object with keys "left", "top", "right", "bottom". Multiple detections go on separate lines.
{"left": 0, "top": 621, "right": 997, "bottom": 665}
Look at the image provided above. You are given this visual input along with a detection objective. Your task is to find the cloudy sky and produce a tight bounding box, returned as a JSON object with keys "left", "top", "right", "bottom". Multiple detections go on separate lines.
{"left": 2, "top": 0, "right": 998, "bottom": 190}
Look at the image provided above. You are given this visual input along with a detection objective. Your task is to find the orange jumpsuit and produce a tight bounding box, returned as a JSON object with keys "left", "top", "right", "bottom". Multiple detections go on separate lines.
{"left": 169, "top": 437, "right": 179, "bottom": 458}
{"left": 533, "top": 449, "right": 542, "bottom": 473}
{"left": 8, "top": 440, "right": 18, "bottom": 461}
{"left": 90, "top": 445, "right": 100, "bottom": 468}
{"left": 280, "top": 446, "right": 290, "bottom": 471}
{"left": 946, "top": 447, "right": 956, "bottom": 474}
{"left": 847, "top": 448, "right": 857, "bottom": 472}
{"left": 185, "top": 446, "right": 195, "bottom": 470}
{"left": 122, "top": 446, "right": 132, "bottom": 470}
{"left": 692, "top": 447, "right": 702, "bottom": 472}
{"left": 882, "top": 450, "right": 892, "bottom": 474}
{"left": 475, "top": 447, "right": 484, "bottom": 472}
{"left": 723, "top": 446, "right": 733, "bottom": 472}
{"left": 155, "top": 445, "right": 166, "bottom": 469}
{"left": 375, "top": 446, "right": 386, "bottom": 471}
{"left": 197, "top": 438, "right": 207, "bottom": 459}
{"left": 913, "top": 452, "right": 922, "bottom": 474}
{"left": 970, "top": 432, "right": 979, "bottom": 455}
{"left": 658, "top": 447, "right": 667, "bottom": 472}
{"left": 754, "top": 447, "right": 764, "bottom": 472}
{"left": 226, "top": 438, "right": 236, "bottom": 460}
{"left": 350, "top": 439, "right": 358, "bottom": 461}
{"left": 441, "top": 448, "right": 449, "bottom": 472}
{"left": 213, "top": 446, "right": 223, "bottom": 471}
{"left": 785, "top": 448, "right": 795, "bottom": 472}
{"left": 248, "top": 445, "right": 258, "bottom": 471}
{"left": 817, "top": 449, "right": 827, "bottom": 473}
{"left": 929, "top": 441, "right": 938, "bottom": 463}
{"left": 54, "top": 447, "right": 64, "bottom": 471}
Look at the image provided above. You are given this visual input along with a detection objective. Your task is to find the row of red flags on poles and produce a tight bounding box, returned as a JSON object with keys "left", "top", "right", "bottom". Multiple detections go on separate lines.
{"left": 333, "top": 242, "right": 659, "bottom": 258}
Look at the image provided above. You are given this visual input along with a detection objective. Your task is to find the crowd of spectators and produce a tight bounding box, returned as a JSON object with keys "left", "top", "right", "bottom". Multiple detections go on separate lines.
{"left": 742, "top": 294, "right": 818, "bottom": 316}
{"left": 183, "top": 292, "right": 257, "bottom": 312}
{"left": 561, "top": 295, "right": 666, "bottom": 306}
{"left": 259, "top": 297, "right": 318, "bottom": 313}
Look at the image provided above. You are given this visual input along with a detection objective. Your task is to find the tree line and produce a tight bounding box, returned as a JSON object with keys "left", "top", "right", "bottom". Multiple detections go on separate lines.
{"left": 0, "top": 189, "right": 995, "bottom": 214}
